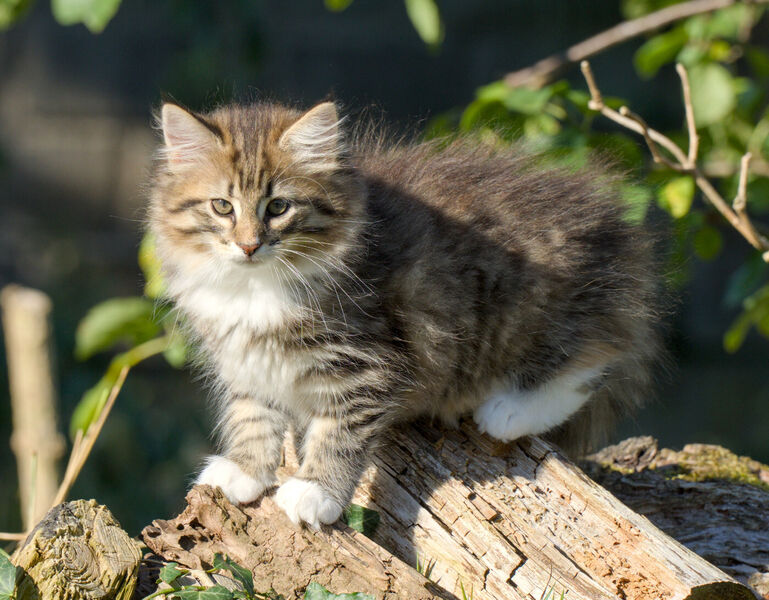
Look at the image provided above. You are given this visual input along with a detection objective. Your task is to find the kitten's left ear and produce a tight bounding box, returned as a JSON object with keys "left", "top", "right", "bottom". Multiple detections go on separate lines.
{"left": 279, "top": 102, "right": 344, "bottom": 168}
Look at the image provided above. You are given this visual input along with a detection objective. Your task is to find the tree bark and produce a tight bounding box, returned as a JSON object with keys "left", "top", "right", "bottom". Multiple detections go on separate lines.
{"left": 141, "top": 421, "right": 758, "bottom": 600}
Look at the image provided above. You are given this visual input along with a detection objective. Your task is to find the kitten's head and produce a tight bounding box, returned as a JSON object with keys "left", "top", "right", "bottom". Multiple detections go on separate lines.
{"left": 149, "top": 101, "right": 365, "bottom": 283}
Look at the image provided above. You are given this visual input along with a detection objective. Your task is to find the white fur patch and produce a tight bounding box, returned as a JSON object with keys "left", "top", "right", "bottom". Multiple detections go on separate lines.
{"left": 274, "top": 477, "right": 343, "bottom": 529}
{"left": 474, "top": 367, "right": 602, "bottom": 442}
{"left": 196, "top": 455, "right": 276, "bottom": 504}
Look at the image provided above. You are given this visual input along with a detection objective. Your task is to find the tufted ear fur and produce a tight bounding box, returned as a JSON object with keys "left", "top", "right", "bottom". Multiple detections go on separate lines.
{"left": 160, "top": 103, "right": 220, "bottom": 167}
{"left": 278, "top": 102, "right": 344, "bottom": 169}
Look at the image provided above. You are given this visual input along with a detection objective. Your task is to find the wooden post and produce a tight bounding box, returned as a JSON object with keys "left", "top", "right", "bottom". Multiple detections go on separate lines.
{"left": 1, "top": 284, "right": 65, "bottom": 529}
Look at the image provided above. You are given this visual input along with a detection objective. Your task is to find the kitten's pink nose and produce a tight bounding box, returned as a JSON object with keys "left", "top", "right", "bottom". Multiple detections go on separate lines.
{"left": 237, "top": 241, "right": 261, "bottom": 256}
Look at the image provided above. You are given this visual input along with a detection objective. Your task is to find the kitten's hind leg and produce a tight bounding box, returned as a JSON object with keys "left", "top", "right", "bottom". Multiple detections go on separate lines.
{"left": 473, "top": 364, "right": 604, "bottom": 443}
{"left": 196, "top": 397, "right": 286, "bottom": 505}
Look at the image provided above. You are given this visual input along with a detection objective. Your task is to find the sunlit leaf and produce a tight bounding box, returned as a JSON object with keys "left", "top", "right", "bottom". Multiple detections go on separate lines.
{"left": 404, "top": 0, "right": 443, "bottom": 49}
{"left": 69, "top": 375, "right": 111, "bottom": 438}
{"left": 75, "top": 297, "right": 161, "bottom": 360}
{"left": 342, "top": 504, "right": 380, "bottom": 537}
{"left": 303, "top": 582, "right": 374, "bottom": 600}
{"left": 51, "top": 0, "right": 122, "bottom": 33}
{"left": 502, "top": 87, "right": 552, "bottom": 115}
{"left": 139, "top": 233, "right": 166, "bottom": 299}
{"left": 0, "top": 0, "right": 33, "bottom": 29}
{"left": 688, "top": 63, "right": 736, "bottom": 127}
{"left": 658, "top": 176, "right": 695, "bottom": 218}
{"left": 634, "top": 27, "right": 688, "bottom": 77}
{"left": 163, "top": 331, "right": 188, "bottom": 368}
{"left": 159, "top": 562, "right": 186, "bottom": 587}
{"left": 620, "top": 184, "right": 653, "bottom": 225}
{"left": 324, "top": 0, "right": 353, "bottom": 11}
{"left": 212, "top": 554, "right": 254, "bottom": 597}
{"left": 171, "top": 585, "right": 234, "bottom": 600}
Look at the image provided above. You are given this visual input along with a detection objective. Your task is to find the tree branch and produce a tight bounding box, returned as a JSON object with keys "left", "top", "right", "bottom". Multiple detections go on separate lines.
{"left": 504, "top": 0, "right": 769, "bottom": 88}
{"left": 580, "top": 60, "right": 769, "bottom": 262}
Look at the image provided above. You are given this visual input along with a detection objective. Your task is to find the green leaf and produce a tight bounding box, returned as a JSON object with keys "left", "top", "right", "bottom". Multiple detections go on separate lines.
{"left": 724, "top": 312, "right": 752, "bottom": 352}
{"left": 342, "top": 504, "right": 380, "bottom": 537}
{"left": 163, "top": 331, "right": 188, "bottom": 368}
{"left": 692, "top": 225, "right": 723, "bottom": 260}
{"left": 51, "top": 0, "right": 122, "bottom": 32}
{"left": 724, "top": 253, "right": 769, "bottom": 308}
{"left": 688, "top": 63, "right": 736, "bottom": 127}
{"left": 0, "top": 548, "right": 17, "bottom": 600}
{"left": 75, "top": 297, "right": 161, "bottom": 360}
{"left": 746, "top": 46, "right": 769, "bottom": 79}
{"left": 159, "top": 562, "right": 186, "bottom": 586}
{"left": 303, "top": 582, "right": 374, "bottom": 600}
{"left": 724, "top": 284, "right": 769, "bottom": 351}
{"left": 211, "top": 555, "right": 254, "bottom": 597}
{"left": 501, "top": 86, "right": 552, "bottom": 115}
{"left": 171, "top": 585, "right": 234, "bottom": 600}
{"left": 634, "top": 27, "right": 688, "bottom": 77}
{"left": 69, "top": 375, "right": 111, "bottom": 438}
{"left": 404, "top": 0, "right": 443, "bottom": 49}
{"left": 324, "top": 0, "right": 353, "bottom": 11}
{"left": 139, "top": 233, "right": 166, "bottom": 299}
{"left": 0, "top": 0, "right": 33, "bottom": 29}
{"left": 658, "top": 176, "right": 695, "bottom": 218}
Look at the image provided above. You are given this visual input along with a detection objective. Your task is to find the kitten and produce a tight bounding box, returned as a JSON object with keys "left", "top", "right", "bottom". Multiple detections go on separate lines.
{"left": 148, "top": 100, "right": 661, "bottom": 529}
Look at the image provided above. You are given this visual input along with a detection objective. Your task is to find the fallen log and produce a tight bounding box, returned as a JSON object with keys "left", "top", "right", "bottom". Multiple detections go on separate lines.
{"left": 141, "top": 421, "right": 757, "bottom": 600}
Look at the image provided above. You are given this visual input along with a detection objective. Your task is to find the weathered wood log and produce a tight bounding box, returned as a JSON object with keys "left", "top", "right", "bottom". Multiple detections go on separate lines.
{"left": 582, "top": 436, "right": 769, "bottom": 599}
{"left": 349, "top": 420, "right": 756, "bottom": 600}
{"left": 13, "top": 499, "right": 142, "bottom": 600}
{"left": 141, "top": 421, "right": 757, "bottom": 600}
{"left": 141, "top": 485, "right": 451, "bottom": 599}
{"left": 1, "top": 284, "right": 65, "bottom": 528}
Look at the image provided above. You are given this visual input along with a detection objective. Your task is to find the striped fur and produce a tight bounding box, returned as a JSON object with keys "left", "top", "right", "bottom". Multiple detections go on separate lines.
{"left": 148, "top": 100, "right": 663, "bottom": 527}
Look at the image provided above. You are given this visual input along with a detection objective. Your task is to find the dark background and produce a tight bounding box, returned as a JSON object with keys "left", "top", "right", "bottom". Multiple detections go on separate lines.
{"left": 1, "top": 0, "right": 767, "bottom": 535}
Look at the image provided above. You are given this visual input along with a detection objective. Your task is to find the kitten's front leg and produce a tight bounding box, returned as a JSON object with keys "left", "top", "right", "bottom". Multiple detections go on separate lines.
{"left": 275, "top": 409, "right": 386, "bottom": 529}
{"left": 196, "top": 396, "right": 286, "bottom": 505}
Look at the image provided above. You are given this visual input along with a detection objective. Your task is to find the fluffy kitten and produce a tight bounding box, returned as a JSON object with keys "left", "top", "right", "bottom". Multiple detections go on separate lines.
{"left": 148, "top": 100, "right": 660, "bottom": 529}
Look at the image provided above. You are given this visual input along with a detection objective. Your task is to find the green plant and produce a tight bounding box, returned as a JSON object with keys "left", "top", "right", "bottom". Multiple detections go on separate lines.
{"left": 430, "top": 0, "right": 769, "bottom": 352}
{"left": 144, "top": 555, "right": 373, "bottom": 600}
{"left": 0, "top": 549, "right": 18, "bottom": 600}
{"left": 414, "top": 554, "right": 436, "bottom": 581}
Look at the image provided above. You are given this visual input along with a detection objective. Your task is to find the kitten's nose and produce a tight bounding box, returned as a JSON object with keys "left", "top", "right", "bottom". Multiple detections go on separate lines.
{"left": 237, "top": 241, "right": 261, "bottom": 256}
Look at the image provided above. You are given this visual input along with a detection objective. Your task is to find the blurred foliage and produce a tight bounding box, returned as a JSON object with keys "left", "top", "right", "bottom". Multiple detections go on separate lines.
{"left": 427, "top": 0, "right": 769, "bottom": 353}
{"left": 70, "top": 234, "right": 189, "bottom": 439}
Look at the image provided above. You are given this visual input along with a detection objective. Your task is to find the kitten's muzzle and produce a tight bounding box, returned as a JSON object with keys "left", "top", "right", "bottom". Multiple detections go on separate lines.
{"left": 237, "top": 241, "right": 262, "bottom": 257}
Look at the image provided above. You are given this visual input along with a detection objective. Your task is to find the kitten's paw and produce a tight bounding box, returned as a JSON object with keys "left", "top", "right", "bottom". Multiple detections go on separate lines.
{"left": 473, "top": 394, "right": 528, "bottom": 442}
{"left": 195, "top": 455, "right": 276, "bottom": 505}
{"left": 274, "top": 477, "right": 343, "bottom": 529}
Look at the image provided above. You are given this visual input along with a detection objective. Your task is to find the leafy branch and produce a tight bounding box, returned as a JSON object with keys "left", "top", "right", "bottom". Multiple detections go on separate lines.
{"left": 580, "top": 59, "right": 769, "bottom": 261}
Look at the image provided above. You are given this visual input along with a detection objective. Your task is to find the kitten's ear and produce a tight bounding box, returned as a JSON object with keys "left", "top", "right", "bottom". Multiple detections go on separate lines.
{"left": 279, "top": 102, "right": 344, "bottom": 168}
{"left": 160, "top": 103, "right": 220, "bottom": 167}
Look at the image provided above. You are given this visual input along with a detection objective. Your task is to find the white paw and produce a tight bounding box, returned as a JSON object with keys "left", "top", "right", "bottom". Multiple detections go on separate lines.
{"left": 473, "top": 393, "right": 528, "bottom": 442}
{"left": 273, "top": 477, "right": 343, "bottom": 529}
{"left": 195, "top": 455, "right": 276, "bottom": 505}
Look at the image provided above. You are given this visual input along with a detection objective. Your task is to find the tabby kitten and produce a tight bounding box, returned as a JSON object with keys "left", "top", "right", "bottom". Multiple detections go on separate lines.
{"left": 149, "top": 100, "right": 660, "bottom": 529}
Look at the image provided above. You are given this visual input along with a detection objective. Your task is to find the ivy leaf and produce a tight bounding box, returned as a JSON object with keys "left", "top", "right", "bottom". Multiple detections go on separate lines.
{"left": 303, "top": 582, "right": 374, "bottom": 600}
{"left": 171, "top": 585, "right": 234, "bottom": 600}
{"left": 342, "top": 504, "right": 380, "bottom": 537}
{"left": 212, "top": 554, "right": 254, "bottom": 597}
{"left": 75, "top": 297, "right": 161, "bottom": 360}
{"left": 159, "top": 562, "right": 186, "bottom": 587}
{"left": 0, "top": 549, "right": 18, "bottom": 600}
{"left": 688, "top": 63, "right": 736, "bottom": 127}
{"left": 658, "top": 176, "right": 695, "bottom": 218}
{"left": 51, "top": 0, "right": 122, "bottom": 33}
{"left": 634, "top": 27, "right": 688, "bottom": 77}
{"left": 404, "top": 0, "right": 443, "bottom": 49}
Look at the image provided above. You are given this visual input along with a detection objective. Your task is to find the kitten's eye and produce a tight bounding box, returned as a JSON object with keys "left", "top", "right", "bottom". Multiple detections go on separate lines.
{"left": 266, "top": 198, "right": 289, "bottom": 216}
{"left": 211, "top": 198, "right": 233, "bottom": 215}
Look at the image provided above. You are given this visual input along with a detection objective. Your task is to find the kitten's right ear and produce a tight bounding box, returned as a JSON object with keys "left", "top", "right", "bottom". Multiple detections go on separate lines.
{"left": 160, "top": 103, "right": 220, "bottom": 167}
